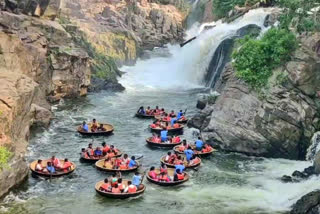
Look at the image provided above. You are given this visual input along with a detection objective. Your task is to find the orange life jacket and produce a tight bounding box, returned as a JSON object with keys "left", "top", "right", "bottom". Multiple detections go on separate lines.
{"left": 173, "top": 124, "right": 180, "bottom": 129}
{"left": 52, "top": 158, "right": 60, "bottom": 167}
{"left": 177, "top": 173, "right": 184, "bottom": 180}
{"left": 179, "top": 145, "right": 185, "bottom": 152}
{"left": 102, "top": 146, "right": 110, "bottom": 153}
{"left": 118, "top": 183, "right": 125, "bottom": 191}
{"left": 151, "top": 124, "right": 157, "bottom": 128}
{"left": 88, "top": 148, "right": 94, "bottom": 156}
{"left": 101, "top": 183, "right": 111, "bottom": 191}
{"left": 159, "top": 175, "right": 168, "bottom": 181}
{"left": 119, "top": 164, "right": 128, "bottom": 170}
{"left": 128, "top": 185, "right": 137, "bottom": 193}
{"left": 160, "top": 167, "right": 167, "bottom": 174}
{"left": 112, "top": 187, "right": 121, "bottom": 193}
{"left": 63, "top": 162, "right": 72, "bottom": 171}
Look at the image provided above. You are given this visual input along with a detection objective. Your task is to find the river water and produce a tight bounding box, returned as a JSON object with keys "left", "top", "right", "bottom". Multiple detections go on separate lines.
{"left": 2, "top": 8, "right": 320, "bottom": 214}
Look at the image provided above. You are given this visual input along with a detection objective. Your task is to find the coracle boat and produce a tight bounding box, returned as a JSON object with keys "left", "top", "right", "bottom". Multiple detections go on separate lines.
{"left": 146, "top": 168, "right": 189, "bottom": 186}
{"left": 160, "top": 156, "right": 201, "bottom": 169}
{"left": 29, "top": 159, "right": 76, "bottom": 177}
{"left": 149, "top": 125, "right": 184, "bottom": 135}
{"left": 177, "top": 118, "right": 188, "bottom": 124}
{"left": 155, "top": 116, "right": 188, "bottom": 124}
{"left": 146, "top": 137, "right": 182, "bottom": 148}
{"left": 77, "top": 123, "right": 114, "bottom": 136}
{"left": 80, "top": 151, "right": 123, "bottom": 163}
{"left": 135, "top": 113, "right": 155, "bottom": 119}
{"left": 95, "top": 179, "right": 146, "bottom": 199}
{"left": 95, "top": 159, "right": 140, "bottom": 172}
{"left": 173, "top": 145, "right": 216, "bottom": 157}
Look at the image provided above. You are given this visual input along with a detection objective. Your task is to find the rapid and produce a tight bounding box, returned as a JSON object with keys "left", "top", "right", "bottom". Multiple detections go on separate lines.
{"left": 1, "top": 7, "right": 320, "bottom": 214}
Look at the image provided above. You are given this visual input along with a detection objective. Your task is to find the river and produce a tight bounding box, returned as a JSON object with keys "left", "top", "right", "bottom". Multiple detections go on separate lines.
{"left": 1, "top": 8, "right": 320, "bottom": 214}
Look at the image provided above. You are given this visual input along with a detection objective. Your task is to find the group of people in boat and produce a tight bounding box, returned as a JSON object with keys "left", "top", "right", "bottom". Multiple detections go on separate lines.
{"left": 150, "top": 133, "right": 181, "bottom": 144}
{"left": 80, "top": 119, "right": 106, "bottom": 133}
{"left": 99, "top": 172, "right": 143, "bottom": 193}
{"left": 35, "top": 156, "right": 73, "bottom": 174}
{"left": 81, "top": 142, "right": 119, "bottom": 159}
{"left": 176, "top": 137, "right": 213, "bottom": 153}
{"left": 148, "top": 164, "right": 185, "bottom": 182}
{"left": 163, "top": 151, "right": 200, "bottom": 166}
{"left": 103, "top": 155, "right": 138, "bottom": 170}
{"left": 137, "top": 106, "right": 165, "bottom": 116}
{"left": 150, "top": 120, "right": 182, "bottom": 130}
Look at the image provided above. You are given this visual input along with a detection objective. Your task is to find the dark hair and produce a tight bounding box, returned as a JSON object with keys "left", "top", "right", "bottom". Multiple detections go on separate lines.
{"left": 104, "top": 178, "right": 109, "bottom": 183}
{"left": 38, "top": 159, "right": 42, "bottom": 163}
{"left": 114, "top": 184, "right": 118, "bottom": 188}
{"left": 131, "top": 156, "right": 135, "bottom": 160}
{"left": 112, "top": 173, "right": 117, "bottom": 177}
{"left": 93, "top": 118, "right": 96, "bottom": 121}
{"left": 89, "top": 143, "right": 92, "bottom": 146}
{"left": 176, "top": 169, "right": 181, "bottom": 173}
{"left": 135, "top": 172, "right": 139, "bottom": 175}
{"left": 198, "top": 137, "right": 201, "bottom": 140}
{"left": 150, "top": 166, "right": 155, "bottom": 171}
{"left": 118, "top": 178, "right": 122, "bottom": 183}
{"left": 124, "top": 154, "right": 128, "bottom": 158}
{"left": 81, "top": 148, "right": 85, "bottom": 151}
{"left": 64, "top": 158, "right": 68, "bottom": 162}
{"left": 167, "top": 151, "right": 171, "bottom": 155}
{"left": 128, "top": 181, "right": 132, "bottom": 185}
{"left": 102, "top": 142, "right": 106, "bottom": 146}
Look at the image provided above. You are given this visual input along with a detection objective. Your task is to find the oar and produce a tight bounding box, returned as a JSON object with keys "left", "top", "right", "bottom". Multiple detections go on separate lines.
{"left": 184, "top": 108, "right": 188, "bottom": 115}
{"left": 135, "top": 155, "right": 144, "bottom": 160}
{"left": 140, "top": 168, "right": 148, "bottom": 184}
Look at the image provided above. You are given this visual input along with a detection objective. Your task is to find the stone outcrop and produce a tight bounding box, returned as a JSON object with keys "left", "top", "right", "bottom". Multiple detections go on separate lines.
{"left": 291, "top": 190, "right": 320, "bottom": 214}
{"left": 190, "top": 33, "right": 320, "bottom": 159}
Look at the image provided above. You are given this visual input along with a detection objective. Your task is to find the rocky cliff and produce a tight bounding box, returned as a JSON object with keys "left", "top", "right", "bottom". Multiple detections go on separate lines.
{"left": 190, "top": 33, "right": 320, "bottom": 159}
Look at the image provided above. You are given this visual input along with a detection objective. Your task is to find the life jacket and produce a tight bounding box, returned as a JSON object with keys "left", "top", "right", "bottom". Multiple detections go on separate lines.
{"left": 179, "top": 145, "right": 185, "bottom": 152}
{"left": 63, "top": 162, "right": 72, "bottom": 172}
{"left": 101, "top": 183, "right": 111, "bottom": 191}
{"left": 107, "top": 152, "right": 115, "bottom": 158}
{"left": 82, "top": 152, "right": 89, "bottom": 158}
{"left": 166, "top": 125, "right": 172, "bottom": 130}
{"left": 52, "top": 158, "right": 60, "bottom": 167}
{"left": 102, "top": 146, "right": 110, "bottom": 153}
{"left": 88, "top": 148, "right": 94, "bottom": 156}
{"left": 169, "top": 154, "right": 176, "bottom": 164}
{"left": 151, "top": 124, "right": 157, "bottom": 128}
{"left": 193, "top": 158, "right": 200, "bottom": 164}
{"left": 149, "top": 171, "right": 157, "bottom": 179}
{"left": 160, "top": 167, "right": 167, "bottom": 174}
{"left": 119, "top": 164, "right": 128, "bottom": 170}
{"left": 159, "top": 175, "right": 168, "bottom": 181}
{"left": 128, "top": 185, "right": 137, "bottom": 193}
{"left": 173, "top": 123, "right": 180, "bottom": 129}
{"left": 112, "top": 187, "right": 121, "bottom": 193}
{"left": 111, "top": 178, "right": 118, "bottom": 187}
{"left": 175, "top": 160, "right": 183, "bottom": 165}
{"left": 177, "top": 173, "right": 184, "bottom": 180}
{"left": 118, "top": 183, "right": 125, "bottom": 191}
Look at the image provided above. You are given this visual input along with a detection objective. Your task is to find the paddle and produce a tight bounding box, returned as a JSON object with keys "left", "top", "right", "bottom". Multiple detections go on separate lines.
{"left": 184, "top": 108, "right": 188, "bottom": 115}
{"left": 135, "top": 155, "right": 144, "bottom": 160}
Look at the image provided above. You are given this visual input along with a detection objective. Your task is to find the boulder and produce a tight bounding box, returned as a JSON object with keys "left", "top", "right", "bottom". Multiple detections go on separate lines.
{"left": 314, "top": 151, "right": 320, "bottom": 174}
{"left": 291, "top": 190, "right": 320, "bottom": 214}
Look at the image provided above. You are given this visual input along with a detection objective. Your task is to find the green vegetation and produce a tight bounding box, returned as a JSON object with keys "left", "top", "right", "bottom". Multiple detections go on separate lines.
{"left": 0, "top": 146, "right": 12, "bottom": 171}
{"left": 278, "top": 0, "right": 320, "bottom": 33}
{"left": 232, "top": 28, "right": 297, "bottom": 90}
{"left": 212, "top": 0, "right": 263, "bottom": 18}
{"left": 156, "top": 0, "right": 190, "bottom": 12}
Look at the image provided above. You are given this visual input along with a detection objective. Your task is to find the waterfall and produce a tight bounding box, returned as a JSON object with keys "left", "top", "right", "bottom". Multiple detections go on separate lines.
{"left": 306, "top": 132, "right": 320, "bottom": 161}
{"left": 120, "top": 8, "right": 275, "bottom": 91}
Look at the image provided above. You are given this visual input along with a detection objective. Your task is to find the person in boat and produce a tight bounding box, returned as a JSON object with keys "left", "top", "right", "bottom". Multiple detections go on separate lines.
{"left": 97, "top": 124, "right": 106, "bottom": 132}
{"left": 91, "top": 119, "right": 98, "bottom": 132}
{"left": 148, "top": 166, "right": 159, "bottom": 181}
{"left": 183, "top": 139, "right": 190, "bottom": 149}
{"left": 110, "top": 145, "right": 118, "bottom": 154}
{"left": 51, "top": 156, "right": 61, "bottom": 169}
{"left": 111, "top": 173, "right": 118, "bottom": 187}
{"left": 124, "top": 181, "right": 137, "bottom": 193}
{"left": 107, "top": 148, "right": 116, "bottom": 159}
{"left": 132, "top": 171, "right": 142, "bottom": 188}
{"left": 87, "top": 143, "right": 94, "bottom": 157}
{"left": 112, "top": 183, "right": 121, "bottom": 193}
{"left": 175, "top": 162, "right": 185, "bottom": 174}
{"left": 62, "top": 158, "right": 72, "bottom": 172}
{"left": 151, "top": 134, "right": 161, "bottom": 143}
{"left": 153, "top": 106, "right": 160, "bottom": 115}
{"left": 117, "top": 178, "right": 126, "bottom": 192}
{"left": 103, "top": 158, "right": 112, "bottom": 168}
{"left": 81, "top": 148, "right": 89, "bottom": 159}
{"left": 46, "top": 162, "right": 55, "bottom": 174}
{"left": 166, "top": 122, "right": 173, "bottom": 130}
{"left": 137, "top": 106, "right": 145, "bottom": 115}
{"left": 94, "top": 147, "right": 103, "bottom": 157}
{"left": 159, "top": 108, "right": 165, "bottom": 115}
{"left": 174, "top": 156, "right": 184, "bottom": 165}
{"left": 189, "top": 156, "right": 200, "bottom": 166}
{"left": 171, "top": 117, "right": 178, "bottom": 126}
{"left": 177, "top": 110, "right": 183, "bottom": 120}
{"left": 114, "top": 158, "right": 122, "bottom": 169}
{"left": 121, "top": 154, "right": 130, "bottom": 166}
{"left": 146, "top": 106, "right": 152, "bottom": 115}
{"left": 174, "top": 169, "right": 184, "bottom": 181}
{"left": 184, "top": 147, "right": 194, "bottom": 163}
{"left": 172, "top": 121, "right": 180, "bottom": 129}
{"left": 172, "top": 135, "right": 181, "bottom": 143}
{"left": 100, "top": 178, "right": 112, "bottom": 192}
{"left": 160, "top": 129, "right": 168, "bottom": 142}
{"left": 195, "top": 137, "right": 204, "bottom": 151}
{"left": 178, "top": 141, "right": 187, "bottom": 152}
{"left": 159, "top": 171, "right": 171, "bottom": 182}
{"left": 163, "top": 113, "right": 171, "bottom": 122}
{"left": 101, "top": 142, "right": 110, "bottom": 155}
{"left": 202, "top": 144, "right": 213, "bottom": 153}
{"left": 168, "top": 152, "right": 177, "bottom": 164}
{"left": 81, "top": 121, "right": 89, "bottom": 132}
{"left": 150, "top": 121, "right": 158, "bottom": 129}
{"left": 160, "top": 162, "right": 168, "bottom": 174}
{"left": 164, "top": 152, "right": 171, "bottom": 162}
{"left": 128, "top": 156, "right": 137, "bottom": 168}
{"left": 169, "top": 110, "right": 176, "bottom": 118}
{"left": 35, "top": 159, "right": 44, "bottom": 172}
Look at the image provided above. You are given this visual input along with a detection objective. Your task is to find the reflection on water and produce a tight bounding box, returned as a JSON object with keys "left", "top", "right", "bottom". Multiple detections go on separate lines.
{"left": 1, "top": 90, "right": 318, "bottom": 214}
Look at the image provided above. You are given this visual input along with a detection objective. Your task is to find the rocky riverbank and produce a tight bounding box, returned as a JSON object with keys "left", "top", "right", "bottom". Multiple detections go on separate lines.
{"left": 0, "top": 0, "right": 186, "bottom": 198}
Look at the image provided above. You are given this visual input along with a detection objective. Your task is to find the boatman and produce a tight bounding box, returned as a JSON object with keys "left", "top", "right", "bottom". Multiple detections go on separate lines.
{"left": 174, "top": 162, "right": 185, "bottom": 174}
{"left": 184, "top": 148, "right": 194, "bottom": 163}
{"left": 177, "top": 110, "right": 183, "bottom": 120}
{"left": 128, "top": 156, "right": 138, "bottom": 168}
{"left": 195, "top": 137, "right": 204, "bottom": 151}
{"left": 160, "top": 130, "right": 168, "bottom": 142}
{"left": 132, "top": 172, "right": 142, "bottom": 188}
{"left": 82, "top": 121, "right": 89, "bottom": 132}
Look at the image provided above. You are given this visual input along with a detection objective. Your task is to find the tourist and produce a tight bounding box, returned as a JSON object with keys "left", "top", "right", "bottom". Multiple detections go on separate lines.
{"left": 117, "top": 178, "right": 126, "bottom": 192}
{"left": 164, "top": 152, "right": 171, "bottom": 162}
{"left": 87, "top": 143, "right": 94, "bottom": 157}
{"left": 137, "top": 106, "right": 145, "bottom": 115}
{"left": 51, "top": 156, "right": 61, "bottom": 169}
{"left": 100, "top": 178, "right": 111, "bottom": 192}
{"left": 81, "top": 148, "right": 89, "bottom": 159}
{"left": 146, "top": 106, "right": 152, "bottom": 115}
{"left": 169, "top": 110, "right": 176, "bottom": 118}
{"left": 125, "top": 181, "right": 137, "bottom": 193}
{"left": 97, "top": 124, "right": 106, "bottom": 131}
{"left": 159, "top": 172, "right": 170, "bottom": 182}
{"left": 173, "top": 121, "right": 180, "bottom": 129}
{"left": 62, "top": 158, "right": 72, "bottom": 172}
{"left": 112, "top": 184, "right": 121, "bottom": 193}
{"left": 202, "top": 144, "right": 213, "bottom": 153}
{"left": 148, "top": 166, "right": 158, "bottom": 181}
{"left": 172, "top": 135, "right": 180, "bottom": 143}
{"left": 101, "top": 142, "right": 110, "bottom": 155}
{"left": 111, "top": 173, "right": 118, "bottom": 187}
{"left": 35, "top": 159, "right": 44, "bottom": 172}
{"left": 94, "top": 147, "right": 103, "bottom": 157}
{"left": 46, "top": 162, "right": 55, "bottom": 174}
{"left": 81, "top": 121, "right": 89, "bottom": 132}
{"left": 160, "top": 162, "right": 168, "bottom": 174}
{"left": 91, "top": 119, "right": 98, "bottom": 132}
{"left": 195, "top": 137, "right": 204, "bottom": 151}
{"left": 132, "top": 172, "right": 142, "bottom": 187}
{"left": 174, "top": 169, "right": 184, "bottom": 181}
{"left": 174, "top": 155, "right": 184, "bottom": 165}
{"left": 121, "top": 154, "right": 130, "bottom": 166}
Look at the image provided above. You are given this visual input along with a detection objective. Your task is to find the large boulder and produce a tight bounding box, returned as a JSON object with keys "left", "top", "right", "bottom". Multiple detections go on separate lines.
{"left": 291, "top": 190, "right": 320, "bottom": 214}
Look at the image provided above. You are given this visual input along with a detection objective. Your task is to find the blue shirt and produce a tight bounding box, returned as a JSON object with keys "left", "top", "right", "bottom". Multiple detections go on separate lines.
{"left": 94, "top": 150, "right": 102, "bottom": 156}
{"left": 177, "top": 112, "right": 182, "bottom": 119}
{"left": 128, "top": 160, "right": 137, "bottom": 168}
{"left": 138, "top": 109, "right": 145, "bottom": 115}
{"left": 161, "top": 130, "right": 168, "bottom": 141}
{"left": 195, "top": 140, "right": 204, "bottom": 148}
{"left": 184, "top": 149, "right": 194, "bottom": 161}
{"left": 83, "top": 124, "right": 89, "bottom": 132}
{"left": 175, "top": 164, "right": 185, "bottom": 173}
{"left": 47, "top": 166, "right": 55, "bottom": 173}
{"left": 171, "top": 118, "right": 177, "bottom": 126}
{"left": 132, "top": 175, "right": 141, "bottom": 186}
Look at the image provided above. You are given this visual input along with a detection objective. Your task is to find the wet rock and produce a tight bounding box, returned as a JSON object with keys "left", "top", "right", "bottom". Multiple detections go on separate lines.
{"left": 304, "top": 166, "right": 315, "bottom": 176}
{"left": 292, "top": 170, "right": 308, "bottom": 179}
{"left": 30, "top": 104, "right": 52, "bottom": 127}
{"left": 4, "top": 0, "right": 18, "bottom": 12}
{"left": 291, "top": 190, "right": 320, "bottom": 214}
{"left": 196, "top": 95, "right": 208, "bottom": 110}
{"left": 88, "top": 77, "right": 125, "bottom": 93}
{"left": 314, "top": 151, "right": 320, "bottom": 174}
{"left": 281, "top": 175, "right": 293, "bottom": 183}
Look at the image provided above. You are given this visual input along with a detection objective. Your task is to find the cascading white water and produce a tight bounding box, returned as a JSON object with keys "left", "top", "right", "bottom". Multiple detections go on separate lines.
{"left": 120, "top": 8, "right": 273, "bottom": 91}
{"left": 306, "top": 132, "right": 320, "bottom": 161}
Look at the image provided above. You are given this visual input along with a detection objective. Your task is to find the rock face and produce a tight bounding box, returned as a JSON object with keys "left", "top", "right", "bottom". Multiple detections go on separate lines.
{"left": 291, "top": 190, "right": 320, "bottom": 214}
{"left": 190, "top": 33, "right": 320, "bottom": 159}
{"left": 0, "top": 10, "right": 91, "bottom": 197}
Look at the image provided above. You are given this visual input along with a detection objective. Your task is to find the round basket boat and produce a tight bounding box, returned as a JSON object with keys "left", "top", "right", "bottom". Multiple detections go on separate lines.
{"left": 149, "top": 125, "right": 184, "bottom": 135}
{"left": 77, "top": 123, "right": 114, "bottom": 136}
{"left": 173, "top": 145, "right": 216, "bottom": 157}
{"left": 95, "top": 159, "right": 140, "bottom": 172}
{"left": 95, "top": 179, "right": 146, "bottom": 199}
{"left": 177, "top": 118, "right": 188, "bottom": 124}
{"left": 80, "top": 151, "right": 123, "bottom": 163}
{"left": 146, "top": 168, "right": 189, "bottom": 186}
{"left": 154, "top": 116, "right": 188, "bottom": 124}
{"left": 29, "top": 159, "right": 76, "bottom": 177}
{"left": 146, "top": 137, "right": 182, "bottom": 148}
{"left": 135, "top": 113, "right": 155, "bottom": 119}
{"left": 160, "top": 156, "right": 201, "bottom": 169}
